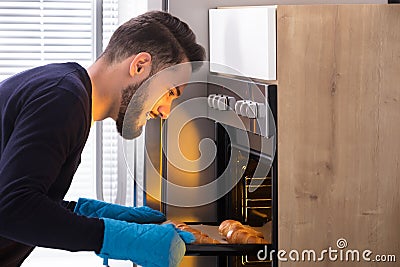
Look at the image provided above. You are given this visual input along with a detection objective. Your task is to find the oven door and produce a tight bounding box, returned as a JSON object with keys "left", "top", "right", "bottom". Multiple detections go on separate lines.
{"left": 145, "top": 74, "right": 278, "bottom": 266}
{"left": 214, "top": 122, "right": 277, "bottom": 267}
{"left": 182, "top": 75, "right": 278, "bottom": 265}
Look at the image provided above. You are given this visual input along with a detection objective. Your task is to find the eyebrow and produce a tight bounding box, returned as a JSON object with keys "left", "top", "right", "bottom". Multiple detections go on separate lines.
{"left": 175, "top": 86, "right": 182, "bottom": 96}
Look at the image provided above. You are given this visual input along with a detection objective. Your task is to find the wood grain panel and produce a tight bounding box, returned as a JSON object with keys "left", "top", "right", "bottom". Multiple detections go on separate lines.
{"left": 277, "top": 5, "right": 400, "bottom": 266}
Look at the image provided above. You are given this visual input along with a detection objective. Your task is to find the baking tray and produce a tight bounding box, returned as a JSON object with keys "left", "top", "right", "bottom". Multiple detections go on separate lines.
{"left": 185, "top": 221, "right": 272, "bottom": 256}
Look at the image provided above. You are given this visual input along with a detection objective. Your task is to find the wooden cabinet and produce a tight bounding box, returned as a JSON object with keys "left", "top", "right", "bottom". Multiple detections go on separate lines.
{"left": 277, "top": 4, "right": 400, "bottom": 266}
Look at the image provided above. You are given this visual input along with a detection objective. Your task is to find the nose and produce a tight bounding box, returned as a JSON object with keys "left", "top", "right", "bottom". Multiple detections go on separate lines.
{"left": 157, "top": 105, "right": 171, "bottom": 119}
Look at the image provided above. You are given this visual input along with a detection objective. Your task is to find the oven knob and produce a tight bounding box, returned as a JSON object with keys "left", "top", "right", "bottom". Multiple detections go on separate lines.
{"left": 212, "top": 94, "right": 221, "bottom": 109}
{"left": 246, "top": 102, "right": 266, "bottom": 118}
{"left": 207, "top": 94, "right": 216, "bottom": 108}
{"left": 239, "top": 101, "right": 252, "bottom": 117}
{"left": 226, "top": 96, "right": 236, "bottom": 110}
{"left": 256, "top": 103, "right": 266, "bottom": 118}
{"left": 234, "top": 100, "right": 241, "bottom": 114}
{"left": 217, "top": 96, "right": 236, "bottom": 111}
{"left": 234, "top": 100, "right": 245, "bottom": 116}
{"left": 246, "top": 102, "right": 258, "bottom": 118}
{"left": 217, "top": 96, "right": 228, "bottom": 110}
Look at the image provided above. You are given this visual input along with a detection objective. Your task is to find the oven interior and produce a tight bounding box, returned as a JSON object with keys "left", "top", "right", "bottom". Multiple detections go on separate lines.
{"left": 216, "top": 123, "right": 277, "bottom": 267}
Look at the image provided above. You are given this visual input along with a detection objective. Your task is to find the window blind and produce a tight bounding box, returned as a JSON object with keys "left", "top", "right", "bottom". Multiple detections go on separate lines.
{"left": 2, "top": 0, "right": 152, "bottom": 265}
{"left": 0, "top": 0, "right": 93, "bottom": 81}
{"left": 100, "top": 0, "right": 129, "bottom": 205}
{"left": 0, "top": 1, "right": 100, "bottom": 266}
{"left": 99, "top": 0, "right": 150, "bottom": 207}
{"left": 0, "top": 0, "right": 96, "bottom": 201}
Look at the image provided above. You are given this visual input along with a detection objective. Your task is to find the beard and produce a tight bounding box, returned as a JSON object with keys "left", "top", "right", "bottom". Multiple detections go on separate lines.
{"left": 116, "top": 79, "right": 149, "bottom": 140}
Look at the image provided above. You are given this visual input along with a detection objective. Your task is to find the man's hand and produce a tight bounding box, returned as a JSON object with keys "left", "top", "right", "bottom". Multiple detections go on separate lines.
{"left": 74, "top": 198, "right": 165, "bottom": 223}
{"left": 99, "top": 218, "right": 195, "bottom": 267}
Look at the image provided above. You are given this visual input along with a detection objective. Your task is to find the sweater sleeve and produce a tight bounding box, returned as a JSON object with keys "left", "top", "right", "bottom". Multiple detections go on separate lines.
{"left": 0, "top": 87, "right": 104, "bottom": 252}
{"left": 60, "top": 200, "right": 77, "bottom": 212}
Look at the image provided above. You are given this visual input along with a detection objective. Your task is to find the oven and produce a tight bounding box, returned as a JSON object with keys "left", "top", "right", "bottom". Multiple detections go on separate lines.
{"left": 142, "top": 73, "right": 278, "bottom": 267}
{"left": 208, "top": 74, "right": 278, "bottom": 267}
{"left": 141, "top": 70, "right": 279, "bottom": 267}
{"left": 140, "top": 4, "right": 278, "bottom": 267}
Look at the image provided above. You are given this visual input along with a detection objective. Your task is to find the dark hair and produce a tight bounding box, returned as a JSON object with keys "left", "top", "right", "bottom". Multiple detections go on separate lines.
{"left": 102, "top": 11, "right": 205, "bottom": 71}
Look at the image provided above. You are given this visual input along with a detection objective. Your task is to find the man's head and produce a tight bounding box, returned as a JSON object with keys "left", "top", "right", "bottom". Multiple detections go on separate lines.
{"left": 101, "top": 11, "right": 205, "bottom": 139}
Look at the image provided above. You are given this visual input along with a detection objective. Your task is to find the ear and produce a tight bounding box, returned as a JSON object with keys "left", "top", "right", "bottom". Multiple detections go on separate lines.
{"left": 129, "top": 52, "right": 152, "bottom": 77}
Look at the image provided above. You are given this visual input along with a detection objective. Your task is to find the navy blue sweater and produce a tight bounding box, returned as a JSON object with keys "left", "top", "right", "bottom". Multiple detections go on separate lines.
{"left": 0, "top": 63, "right": 103, "bottom": 256}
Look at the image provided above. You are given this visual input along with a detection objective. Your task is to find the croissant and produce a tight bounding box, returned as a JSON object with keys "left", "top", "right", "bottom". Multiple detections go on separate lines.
{"left": 164, "top": 220, "right": 220, "bottom": 244}
{"left": 226, "top": 228, "right": 267, "bottom": 244}
{"left": 192, "top": 232, "right": 221, "bottom": 244}
{"left": 218, "top": 219, "right": 264, "bottom": 239}
{"left": 218, "top": 220, "right": 243, "bottom": 236}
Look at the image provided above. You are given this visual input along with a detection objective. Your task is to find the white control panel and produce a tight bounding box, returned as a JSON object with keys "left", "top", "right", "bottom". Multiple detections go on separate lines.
{"left": 207, "top": 75, "right": 276, "bottom": 138}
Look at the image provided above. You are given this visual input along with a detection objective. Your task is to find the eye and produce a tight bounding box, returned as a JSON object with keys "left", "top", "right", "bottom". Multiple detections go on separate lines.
{"left": 168, "top": 89, "right": 175, "bottom": 96}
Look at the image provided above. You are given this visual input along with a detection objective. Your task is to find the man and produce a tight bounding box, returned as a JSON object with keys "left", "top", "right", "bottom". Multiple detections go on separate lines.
{"left": 0, "top": 10, "right": 205, "bottom": 267}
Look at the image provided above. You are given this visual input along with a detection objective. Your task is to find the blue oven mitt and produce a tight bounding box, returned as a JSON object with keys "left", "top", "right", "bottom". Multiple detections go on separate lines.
{"left": 74, "top": 198, "right": 165, "bottom": 223}
{"left": 99, "top": 218, "right": 195, "bottom": 267}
